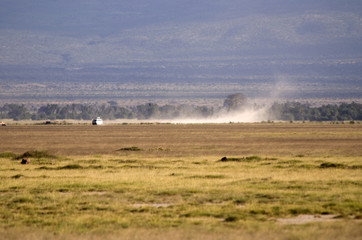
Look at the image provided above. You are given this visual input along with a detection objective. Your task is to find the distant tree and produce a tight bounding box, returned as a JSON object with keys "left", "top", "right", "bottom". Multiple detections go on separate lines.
{"left": 352, "top": 102, "right": 362, "bottom": 120}
{"left": 268, "top": 102, "right": 282, "bottom": 120}
{"left": 288, "top": 102, "right": 310, "bottom": 121}
{"left": 107, "top": 101, "right": 118, "bottom": 106}
{"left": 80, "top": 105, "right": 97, "bottom": 120}
{"left": 58, "top": 105, "right": 74, "bottom": 119}
{"left": 136, "top": 103, "right": 160, "bottom": 119}
{"left": 223, "top": 93, "right": 247, "bottom": 112}
{"left": 319, "top": 105, "right": 338, "bottom": 121}
{"left": 3, "top": 104, "right": 31, "bottom": 120}
{"left": 113, "top": 106, "right": 133, "bottom": 119}
{"left": 338, "top": 103, "right": 358, "bottom": 120}
{"left": 178, "top": 105, "right": 196, "bottom": 118}
{"left": 309, "top": 108, "right": 321, "bottom": 121}
{"left": 38, "top": 104, "right": 60, "bottom": 120}
{"left": 159, "top": 105, "right": 179, "bottom": 119}
{"left": 194, "top": 106, "right": 214, "bottom": 118}
{"left": 0, "top": 105, "right": 7, "bottom": 119}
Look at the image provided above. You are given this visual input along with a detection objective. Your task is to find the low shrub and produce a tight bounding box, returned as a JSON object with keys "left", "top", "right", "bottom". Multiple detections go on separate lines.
{"left": 245, "top": 155, "right": 262, "bottom": 161}
{"left": 0, "top": 152, "right": 18, "bottom": 159}
{"left": 220, "top": 157, "right": 242, "bottom": 162}
{"left": 320, "top": 162, "right": 345, "bottom": 169}
{"left": 219, "top": 155, "right": 263, "bottom": 162}
{"left": 12, "top": 197, "right": 33, "bottom": 204}
{"left": 350, "top": 165, "right": 362, "bottom": 169}
{"left": 58, "top": 164, "right": 83, "bottom": 170}
{"left": 289, "top": 207, "right": 312, "bottom": 215}
{"left": 233, "top": 198, "right": 247, "bottom": 205}
{"left": 188, "top": 175, "right": 226, "bottom": 179}
{"left": 11, "top": 174, "right": 25, "bottom": 179}
{"left": 118, "top": 147, "right": 143, "bottom": 151}
{"left": 14, "top": 150, "right": 57, "bottom": 160}
{"left": 224, "top": 216, "right": 238, "bottom": 222}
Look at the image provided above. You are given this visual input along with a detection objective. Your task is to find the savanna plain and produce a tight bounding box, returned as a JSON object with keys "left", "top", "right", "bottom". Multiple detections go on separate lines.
{"left": 0, "top": 123, "right": 361, "bottom": 240}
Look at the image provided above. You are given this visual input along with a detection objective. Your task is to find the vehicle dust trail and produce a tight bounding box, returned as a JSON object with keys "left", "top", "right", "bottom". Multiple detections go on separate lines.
{"left": 105, "top": 106, "right": 269, "bottom": 124}
{"left": 164, "top": 75, "right": 295, "bottom": 124}
{"left": 162, "top": 107, "right": 269, "bottom": 124}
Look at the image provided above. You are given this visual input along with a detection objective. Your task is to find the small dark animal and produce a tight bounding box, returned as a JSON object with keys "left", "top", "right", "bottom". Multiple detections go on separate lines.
{"left": 21, "top": 158, "right": 30, "bottom": 164}
{"left": 221, "top": 157, "right": 228, "bottom": 161}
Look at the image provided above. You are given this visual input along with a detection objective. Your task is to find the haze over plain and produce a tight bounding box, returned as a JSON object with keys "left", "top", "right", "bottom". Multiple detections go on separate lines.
{"left": 0, "top": 0, "right": 362, "bottom": 105}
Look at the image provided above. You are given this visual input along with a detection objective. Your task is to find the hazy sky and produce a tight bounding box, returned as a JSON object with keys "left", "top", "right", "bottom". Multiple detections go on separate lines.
{"left": 0, "top": 0, "right": 361, "bottom": 66}
{"left": 1, "top": 0, "right": 361, "bottom": 34}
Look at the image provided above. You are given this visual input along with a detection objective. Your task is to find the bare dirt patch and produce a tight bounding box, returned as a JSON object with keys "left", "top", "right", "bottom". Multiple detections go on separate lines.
{"left": 82, "top": 191, "right": 107, "bottom": 196}
{"left": 277, "top": 214, "right": 339, "bottom": 225}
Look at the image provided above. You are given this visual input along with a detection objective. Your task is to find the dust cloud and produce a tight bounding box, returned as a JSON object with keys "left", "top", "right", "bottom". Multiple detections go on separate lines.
{"left": 162, "top": 107, "right": 269, "bottom": 124}
{"left": 157, "top": 77, "right": 295, "bottom": 123}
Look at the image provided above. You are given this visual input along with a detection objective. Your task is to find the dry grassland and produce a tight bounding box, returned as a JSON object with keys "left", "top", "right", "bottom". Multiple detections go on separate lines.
{"left": 0, "top": 123, "right": 361, "bottom": 240}
{"left": 1, "top": 123, "right": 362, "bottom": 157}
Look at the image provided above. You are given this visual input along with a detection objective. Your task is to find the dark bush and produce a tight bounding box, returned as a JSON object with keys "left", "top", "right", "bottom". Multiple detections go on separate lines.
{"left": 58, "top": 164, "right": 83, "bottom": 170}
{"left": 320, "top": 162, "right": 345, "bottom": 169}
{"left": 245, "top": 155, "right": 262, "bottom": 161}
{"left": 224, "top": 216, "right": 238, "bottom": 222}
{"left": 15, "top": 150, "right": 57, "bottom": 160}
{"left": 118, "top": 147, "right": 143, "bottom": 151}
{"left": 219, "top": 155, "right": 263, "bottom": 162}
{"left": 11, "top": 174, "right": 25, "bottom": 179}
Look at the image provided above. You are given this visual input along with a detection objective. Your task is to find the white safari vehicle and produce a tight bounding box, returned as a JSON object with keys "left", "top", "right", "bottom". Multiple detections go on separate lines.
{"left": 92, "top": 117, "right": 103, "bottom": 125}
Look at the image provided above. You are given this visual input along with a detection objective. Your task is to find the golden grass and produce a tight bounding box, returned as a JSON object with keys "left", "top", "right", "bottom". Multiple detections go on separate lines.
{"left": 0, "top": 123, "right": 361, "bottom": 239}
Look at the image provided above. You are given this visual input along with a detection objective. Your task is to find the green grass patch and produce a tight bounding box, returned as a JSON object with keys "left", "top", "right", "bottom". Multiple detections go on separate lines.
{"left": 14, "top": 150, "right": 57, "bottom": 160}
{"left": 0, "top": 123, "right": 361, "bottom": 239}
{"left": 245, "top": 155, "right": 263, "bottom": 161}
{"left": 0, "top": 129, "right": 361, "bottom": 238}
{"left": 11, "top": 196, "right": 34, "bottom": 204}
{"left": 0, "top": 152, "right": 17, "bottom": 159}
{"left": 319, "top": 162, "right": 362, "bottom": 169}
{"left": 109, "top": 159, "right": 139, "bottom": 164}
{"left": 278, "top": 159, "right": 302, "bottom": 164}
{"left": 188, "top": 175, "right": 226, "bottom": 179}
{"left": 58, "top": 164, "right": 84, "bottom": 170}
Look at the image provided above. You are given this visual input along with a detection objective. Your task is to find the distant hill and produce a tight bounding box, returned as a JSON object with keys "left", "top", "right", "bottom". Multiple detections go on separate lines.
{"left": 0, "top": 1, "right": 361, "bottom": 105}
{"left": 0, "top": 0, "right": 361, "bottom": 67}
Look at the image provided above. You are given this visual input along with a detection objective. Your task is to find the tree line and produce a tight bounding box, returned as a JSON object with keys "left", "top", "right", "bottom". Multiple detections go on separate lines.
{"left": 0, "top": 97, "right": 361, "bottom": 122}
{"left": 0, "top": 103, "right": 216, "bottom": 121}
{"left": 267, "top": 102, "right": 362, "bottom": 121}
